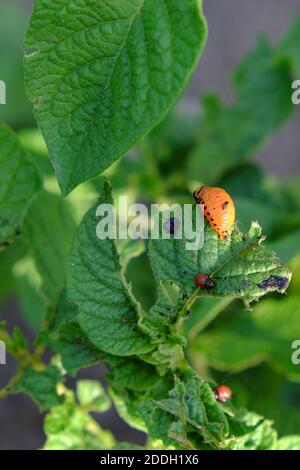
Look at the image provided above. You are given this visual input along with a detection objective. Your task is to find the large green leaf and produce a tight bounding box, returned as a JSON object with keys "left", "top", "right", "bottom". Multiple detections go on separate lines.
{"left": 68, "top": 181, "right": 153, "bottom": 356}
{"left": 25, "top": 0, "right": 207, "bottom": 194}
{"left": 136, "top": 371, "right": 277, "bottom": 450}
{"left": 190, "top": 296, "right": 300, "bottom": 380}
{"left": 0, "top": 124, "right": 40, "bottom": 248}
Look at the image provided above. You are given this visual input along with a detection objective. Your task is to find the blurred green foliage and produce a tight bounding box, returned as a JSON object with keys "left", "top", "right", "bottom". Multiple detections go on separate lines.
{"left": 0, "top": 3, "right": 34, "bottom": 128}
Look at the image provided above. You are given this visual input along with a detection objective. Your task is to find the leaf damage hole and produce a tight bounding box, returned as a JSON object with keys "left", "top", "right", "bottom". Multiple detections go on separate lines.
{"left": 257, "top": 275, "right": 289, "bottom": 291}
{"left": 24, "top": 47, "right": 39, "bottom": 58}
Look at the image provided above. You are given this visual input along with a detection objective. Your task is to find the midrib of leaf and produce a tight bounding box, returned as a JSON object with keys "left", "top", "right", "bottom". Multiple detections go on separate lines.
{"left": 210, "top": 238, "right": 259, "bottom": 278}
{"left": 176, "top": 236, "right": 258, "bottom": 318}
{"left": 160, "top": 282, "right": 177, "bottom": 306}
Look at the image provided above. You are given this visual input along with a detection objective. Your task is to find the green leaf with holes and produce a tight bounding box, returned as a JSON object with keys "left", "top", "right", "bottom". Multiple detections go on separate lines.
{"left": 24, "top": 0, "right": 207, "bottom": 194}
{"left": 149, "top": 219, "right": 291, "bottom": 308}
{"left": 0, "top": 124, "right": 40, "bottom": 248}
{"left": 68, "top": 180, "right": 153, "bottom": 356}
{"left": 137, "top": 372, "right": 229, "bottom": 449}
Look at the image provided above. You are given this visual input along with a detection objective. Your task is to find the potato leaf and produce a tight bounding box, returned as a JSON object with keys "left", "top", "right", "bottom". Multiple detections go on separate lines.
{"left": 149, "top": 219, "right": 291, "bottom": 308}
{"left": 68, "top": 181, "right": 153, "bottom": 356}
{"left": 25, "top": 0, "right": 207, "bottom": 194}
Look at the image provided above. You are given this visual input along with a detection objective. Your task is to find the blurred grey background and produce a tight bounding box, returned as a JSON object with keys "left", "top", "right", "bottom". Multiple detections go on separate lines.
{"left": 0, "top": 0, "right": 300, "bottom": 450}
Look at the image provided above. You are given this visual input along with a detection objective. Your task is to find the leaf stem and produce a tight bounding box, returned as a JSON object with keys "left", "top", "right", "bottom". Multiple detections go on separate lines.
{"left": 177, "top": 287, "right": 201, "bottom": 327}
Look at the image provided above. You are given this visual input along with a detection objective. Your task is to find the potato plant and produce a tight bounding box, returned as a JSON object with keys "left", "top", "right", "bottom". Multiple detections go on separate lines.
{"left": 1, "top": 0, "right": 300, "bottom": 450}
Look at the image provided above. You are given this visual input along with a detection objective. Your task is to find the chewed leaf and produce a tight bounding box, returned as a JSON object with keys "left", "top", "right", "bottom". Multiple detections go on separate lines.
{"left": 25, "top": 0, "right": 207, "bottom": 194}
{"left": 204, "top": 222, "right": 292, "bottom": 307}
{"left": 149, "top": 218, "right": 291, "bottom": 308}
{"left": 137, "top": 372, "right": 229, "bottom": 449}
{"left": 68, "top": 181, "right": 153, "bottom": 356}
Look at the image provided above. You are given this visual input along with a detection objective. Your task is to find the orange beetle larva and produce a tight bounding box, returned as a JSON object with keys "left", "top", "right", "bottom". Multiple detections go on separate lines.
{"left": 193, "top": 186, "right": 236, "bottom": 240}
